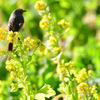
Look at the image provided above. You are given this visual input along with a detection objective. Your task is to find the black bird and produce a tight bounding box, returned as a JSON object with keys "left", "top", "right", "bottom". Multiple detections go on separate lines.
{"left": 8, "top": 8, "right": 26, "bottom": 51}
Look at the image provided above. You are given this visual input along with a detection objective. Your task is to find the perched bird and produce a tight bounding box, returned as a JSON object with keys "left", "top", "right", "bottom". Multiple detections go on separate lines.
{"left": 8, "top": 8, "right": 26, "bottom": 51}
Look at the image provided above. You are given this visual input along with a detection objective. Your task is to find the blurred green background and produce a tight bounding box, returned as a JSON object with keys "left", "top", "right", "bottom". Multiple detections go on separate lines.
{"left": 0, "top": 0, "right": 100, "bottom": 99}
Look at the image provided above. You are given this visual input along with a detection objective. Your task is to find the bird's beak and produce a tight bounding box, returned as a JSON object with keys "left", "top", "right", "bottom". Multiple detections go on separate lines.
{"left": 23, "top": 10, "right": 26, "bottom": 12}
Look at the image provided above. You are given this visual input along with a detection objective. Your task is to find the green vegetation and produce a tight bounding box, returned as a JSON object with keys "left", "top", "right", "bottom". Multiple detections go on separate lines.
{"left": 0, "top": 0, "right": 100, "bottom": 100}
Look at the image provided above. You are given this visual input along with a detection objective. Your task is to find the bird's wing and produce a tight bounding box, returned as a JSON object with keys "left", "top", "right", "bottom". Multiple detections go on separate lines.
{"left": 13, "top": 16, "right": 24, "bottom": 32}
{"left": 8, "top": 16, "right": 14, "bottom": 31}
{"left": 8, "top": 15, "right": 24, "bottom": 32}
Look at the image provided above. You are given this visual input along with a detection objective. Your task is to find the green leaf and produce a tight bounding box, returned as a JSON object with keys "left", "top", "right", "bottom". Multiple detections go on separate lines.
{"left": 38, "top": 84, "right": 50, "bottom": 94}
{"left": 65, "top": 84, "right": 71, "bottom": 95}
{"left": 35, "top": 84, "right": 56, "bottom": 100}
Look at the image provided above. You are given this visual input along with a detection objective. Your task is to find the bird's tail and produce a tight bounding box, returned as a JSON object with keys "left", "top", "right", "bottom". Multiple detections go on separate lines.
{"left": 8, "top": 42, "right": 13, "bottom": 51}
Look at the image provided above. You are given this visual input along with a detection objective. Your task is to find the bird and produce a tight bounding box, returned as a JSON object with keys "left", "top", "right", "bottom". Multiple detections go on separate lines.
{"left": 8, "top": 8, "right": 26, "bottom": 51}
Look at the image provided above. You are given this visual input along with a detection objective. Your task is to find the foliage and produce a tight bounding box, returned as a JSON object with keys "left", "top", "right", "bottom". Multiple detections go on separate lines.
{"left": 0, "top": 0, "right": 100, "bottom": 100}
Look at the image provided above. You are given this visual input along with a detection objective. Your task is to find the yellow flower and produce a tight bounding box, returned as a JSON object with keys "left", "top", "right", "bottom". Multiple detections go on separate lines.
{"left": 27, "top": 37, "right": 30, "bottom": 41}
{"left": 34, "top": 1, "right": 46, "bottom": 12}
{"left": 76, "top": 68, "right": 88, "bottom": 83}
{"left": 93, "top": 93, "right": 100, "bottom": 99}
{"left": 6, "top": 60, "right": 12, "bottom": 71}
{"left": 0, "top": 90, "right": 2, "bottom": 94}
{"left": 10, "top": 71, "right": 17, "bottom": 80}
{"left": 39, "top": 18, "right": 49, "bottom": 29}
{"left": 88, "top": 70, "right": 93, "bottom": 78}
{"left": 6, "top": 59, "right": 17, "bottom": 71}
{"left": 91, "top": 84, "right": 100, "bottom": 100}
{"left": 2, "top": 26, "right": 8, "bottom": 32}
{"left": 7, "top": 31, "right": 19, "bottom": 43}
{"left": 48, "top": 35, "right": 56, "bottom": 45}
{"left": 23, "top": 37, "right": 35, "bottom": 50}
{"left": 0, "top": 28, "right": 2, "bottom": 35}
{"left": 56, "top": 64, "right": 69, "bottom": 81}
{"left": 65, "top": 61, "right": 74, "bottom": 66}
{"left": 58, "top": 19, "right": 65, "bottom": 25}
{"left": 42, "top": 15, "right": 47, "bottom": 19}
{"left": 88, "top": 70, "right": 92, "bottom": 74}
{"left": 53, "top": 47, "right": 62, "bottom": 54}
{"left": 77, "top": 82, "right": 89, "bottom": 99}
{"left": 6, "top": 65, "right": 12, "bottom": 71}
{"left": 23, "top": 37, "right": 44, "bottom": 52}
{"left": 44, "top": 48, "right": 49, "bottom": 55}
{"left": 27, "top": 47, "right": 30, "bottom": 51}
{"left": 91, "top": 84, "right": 96, "bottom": 94}
{"left": 58, "top": 19, "right": 70, "bottom": 29}
{"left": 64, "top": 21, "right": 70, "bottom": 28}
{"left": 32, "top": 84, "right": 36, "bottom": 88}
{"left": 0, "top": 27, "right": 8, "bottom": 40}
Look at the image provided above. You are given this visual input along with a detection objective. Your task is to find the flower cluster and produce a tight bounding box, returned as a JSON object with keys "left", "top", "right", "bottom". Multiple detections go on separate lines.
{"left": 48, "top": 35, "right": 57, "bottom": 46}
{"left": 6, "top": 59, "right": 18, "bottom": 80}
{"left": 57, "top": 64, "right": 68, "bottom": 81}
{"left": 77, "top": 82, "right": 89, "bottom": 100}
{"left": 53, "top": 46, "right": 63, "bottom": 54}
{"left": 23, "top": 37, "right": 45, "bottom": 52}
{"left": 91, "top": 84, "right": 100, "bottom": 100}
{"left": 34, "top": 0, "right": 46, "bottom": 12}
{"left": 54, "top": 58, "right": 74, "bottom": 81}
{"left": 39, "top": 15, "right": 49, "bottom": 29}
{"left": 0, "top": 0, "right": 98, "bottom": 100}
{"left": 58, "top": 19, "right": 70, "bottom": 29}
{"left": 65, "top": 61, "right": 74, "bottom": 67}
{"left": 23, "top": 37, "right": 35, "bottom": 50}
{"left": 0, "top": 27, "right": 8, "bottom": 40}
{"left": 34, "top": 1, "right": 100, "bottom": 100}
{"left": 76, "top": 68, "right": 92, "bottom": 83}
{"left": 7, "top": 31, "right": 19, "bottom": 43}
